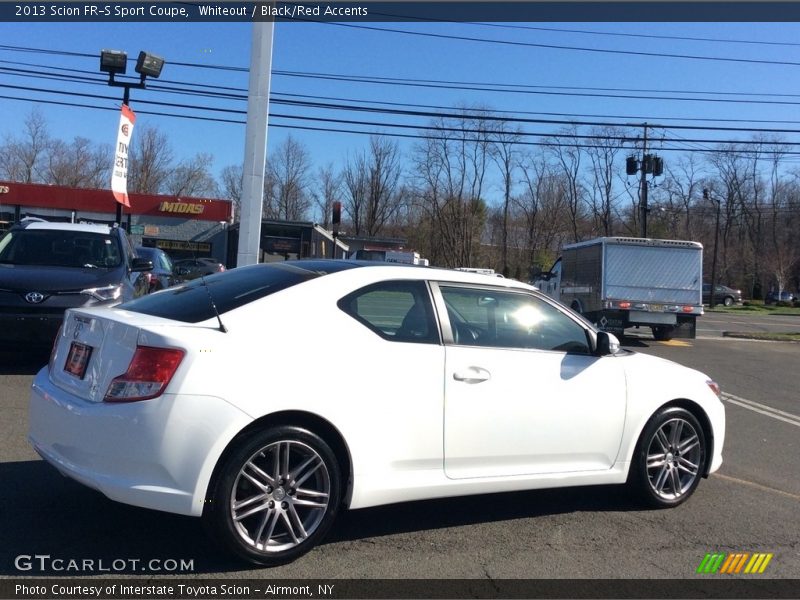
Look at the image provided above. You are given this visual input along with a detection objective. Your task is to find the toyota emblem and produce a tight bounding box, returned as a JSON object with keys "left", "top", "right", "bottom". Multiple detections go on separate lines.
{"left": 24, "top": 292, "right": 45, "bottom": 304}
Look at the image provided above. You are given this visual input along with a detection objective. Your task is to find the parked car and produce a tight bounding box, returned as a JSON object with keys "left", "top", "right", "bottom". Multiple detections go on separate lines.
{"left": 29, "top": 261, "right": 725, "bottom": 566}
{"left": 135, "top": 246, "right": 177, "bottom": 292}
{"left": 702, "top": 283, "right": 742, "bottom": 307}
{"left": 0, "top": 219, "right": 152, "bottom": 346}
{"left": 173, "top": 257, "right": 225, "bottom": 281}
{"left": 764, "top": 290, "right": 796, "bottom": 305}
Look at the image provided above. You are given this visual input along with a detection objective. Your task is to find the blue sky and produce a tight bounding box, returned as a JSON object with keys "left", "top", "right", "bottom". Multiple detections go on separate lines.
{"left": 3, "top": 17, "right": 800, "bottom": 199}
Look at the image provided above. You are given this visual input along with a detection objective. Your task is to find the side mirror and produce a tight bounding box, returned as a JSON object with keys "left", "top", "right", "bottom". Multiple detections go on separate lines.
{"left": 596, "top": 331, "right": 621, "bottom": 356}
{"left": 131, "top": 258, "right": 153, "bottom": 272}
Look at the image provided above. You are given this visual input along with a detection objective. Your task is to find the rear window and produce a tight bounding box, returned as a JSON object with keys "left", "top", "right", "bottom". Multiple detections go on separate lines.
{"left": 120, "top": 261, "right": 358, "bottom": 323}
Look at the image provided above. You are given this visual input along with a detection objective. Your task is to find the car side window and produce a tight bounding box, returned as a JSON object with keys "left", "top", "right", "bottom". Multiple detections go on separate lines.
{"left": 440, "top": 286, "right": 590, "bottom": 354}
{"left": 338, "top": 280, "right": 438, "bottom": 344}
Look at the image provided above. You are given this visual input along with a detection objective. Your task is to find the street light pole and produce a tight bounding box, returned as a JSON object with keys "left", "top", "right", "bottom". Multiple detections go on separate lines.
{"left": 704, "top": 188, "right": 721, "bottom": 309}
{"left": 100, "top": 49, "right": 165, "bottom": 228}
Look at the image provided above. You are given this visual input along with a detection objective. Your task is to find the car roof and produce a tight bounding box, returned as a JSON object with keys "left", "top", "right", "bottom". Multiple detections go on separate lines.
{"left": 18, "top": 221, "right": 115, "bottom": 235}
{"left": 296, "top": 260, "right": 535, "bottom": 290}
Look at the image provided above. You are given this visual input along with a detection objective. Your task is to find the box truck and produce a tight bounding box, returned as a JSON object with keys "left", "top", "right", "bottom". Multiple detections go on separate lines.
{"left": 533, "top": 237, "right": 703, "bottom": 340}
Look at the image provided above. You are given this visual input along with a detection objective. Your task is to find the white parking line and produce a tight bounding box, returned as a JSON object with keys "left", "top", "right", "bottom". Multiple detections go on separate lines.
{"left": 713, "top": 473, "right": 800, "bottom": 501}
{"left": 721, "top": 392, "right": 800, "bottom": 428}
{"left": 696, "top": 336, "right": 781, "bottom": 343}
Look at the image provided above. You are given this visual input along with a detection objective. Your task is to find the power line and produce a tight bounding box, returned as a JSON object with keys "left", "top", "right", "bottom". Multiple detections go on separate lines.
{"left": 10, "top": 71, "right": 800, "bottom": 142}
{"left": 319, "top": 22, "right": 800, "bottom": 69}
{"left": 7, "top": 43, "right": 800, "bottom": 101}
{"left": 6, "top": 88, "right": 800, "bottom": 157}
{"left": 9, "top": 44, "right": 800, "bottom": 119}
{"left": 457, "top": 23, "right": 800, "bottom": 49}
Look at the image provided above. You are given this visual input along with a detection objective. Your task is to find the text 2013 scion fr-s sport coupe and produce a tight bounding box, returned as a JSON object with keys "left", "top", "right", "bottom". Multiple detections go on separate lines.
{"left": 29, "top": 261, "right": 725, "bottom": 565}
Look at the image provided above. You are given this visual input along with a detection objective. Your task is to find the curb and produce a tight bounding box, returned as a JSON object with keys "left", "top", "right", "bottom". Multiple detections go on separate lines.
{"left": 723, "top": 331, "right": 800, "bottom": 343}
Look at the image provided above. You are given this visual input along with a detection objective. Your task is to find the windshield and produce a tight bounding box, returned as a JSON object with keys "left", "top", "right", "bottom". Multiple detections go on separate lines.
{"left": 0, "top": 229, "right": 122, "bottom": 268}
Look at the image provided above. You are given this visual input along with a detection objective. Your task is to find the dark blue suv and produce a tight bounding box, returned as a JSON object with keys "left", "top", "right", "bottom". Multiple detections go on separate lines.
{"left": 0, "top": 219, "right": 152, "bottom": 346}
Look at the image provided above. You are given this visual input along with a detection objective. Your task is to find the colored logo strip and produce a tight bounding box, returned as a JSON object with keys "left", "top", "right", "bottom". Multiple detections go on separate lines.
{"left": 697, "top": 553, "right": 773, "bottom": 574}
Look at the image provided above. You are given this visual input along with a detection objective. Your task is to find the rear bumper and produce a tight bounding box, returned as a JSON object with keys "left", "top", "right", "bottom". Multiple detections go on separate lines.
{"left": 28, "top": 366, "right": 253, "bottom": 516}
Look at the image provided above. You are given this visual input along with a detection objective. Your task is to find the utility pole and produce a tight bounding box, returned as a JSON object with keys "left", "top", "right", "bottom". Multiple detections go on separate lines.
{"left": 639, "top": 124, "right": 649, "bottom": 238}
{"left": 704, "top": 188, "right": 721, "bottom": 309}
{"left": 625, "top": 123, "right": 663, "bottom": 239}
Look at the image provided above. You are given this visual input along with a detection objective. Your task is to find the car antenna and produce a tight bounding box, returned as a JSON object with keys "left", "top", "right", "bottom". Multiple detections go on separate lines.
{"left": 199, "top": 273, "right": 227, "bottom": 333}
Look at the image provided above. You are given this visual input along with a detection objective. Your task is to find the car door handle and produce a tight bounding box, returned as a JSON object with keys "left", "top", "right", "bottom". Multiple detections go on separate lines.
{"left": 453, "top": 367, "right": 491, "bottom": 383}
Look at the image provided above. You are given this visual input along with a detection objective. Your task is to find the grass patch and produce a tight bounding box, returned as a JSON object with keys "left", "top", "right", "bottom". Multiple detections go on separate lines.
{"left": 723, "top": 331, "right": 800, "bottom": 342}
{"left": 707, "top": 304, "right": 800, "bottom": 315}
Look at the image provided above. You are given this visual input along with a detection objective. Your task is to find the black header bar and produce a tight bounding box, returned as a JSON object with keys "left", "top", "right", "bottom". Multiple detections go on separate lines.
{"left": 5, "top": 1, "right": 800, "bottom": 23}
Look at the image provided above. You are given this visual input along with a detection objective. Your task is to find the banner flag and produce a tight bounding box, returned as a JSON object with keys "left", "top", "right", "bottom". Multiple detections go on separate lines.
{"left": 111, "top": 104, "right": 136, "bottom": 208}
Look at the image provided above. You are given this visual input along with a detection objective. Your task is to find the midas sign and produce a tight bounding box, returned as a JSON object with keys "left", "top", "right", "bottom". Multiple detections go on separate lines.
{"left": 159, "top": 201, "right": 204, "bottom": 215}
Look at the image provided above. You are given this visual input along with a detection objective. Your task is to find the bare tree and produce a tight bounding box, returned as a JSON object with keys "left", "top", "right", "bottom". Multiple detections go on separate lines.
{"left": 312, "top": 163, "right": 340, "bottom": 228}
{"left": 662, "top": 154, "right": 703, "bottom": 240}
{"left": 342, "top": 153, "right": 368, "bottom": 235}
{"left": 489, "top": 120, "right": 520, "bottom": 276}
{"left": 268, "top": 135, "right": 311, "bottom": 221}
{"left": 548, "top": 126, "right": 586, "bottom": 243}
{"left": 0, "top": 108, "right": 50, "bottom": 183}
{"left": 516, "top": 153, "right": 570, "bottom": 271}
{"left": 706, "top": 145, "right": 752, "bottom": 285}
{"left": 364, "top": 136, "right": 404, "bottom": 237}
{"left": 585, "top": 126, "right": 624, "bottom": 236}
{"left": 44, "top": 137, "right": 110, "bottom": 188}
{"left": 413, "top": 109, "right": 491, "bottom": 267}
{"left": 128, "top": 126, "right": 173, "bottom": 194}
{"left": 219, "top": 164, "right": 243, "bottom": 221}
{"left": 164, "top": 153, "right": 219, "bottom": 197}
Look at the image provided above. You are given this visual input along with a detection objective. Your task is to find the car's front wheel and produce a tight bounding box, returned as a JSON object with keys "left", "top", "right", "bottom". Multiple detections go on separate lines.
{"left": 629, "top": 407, "right": 707, "bottom": 508}
{"left": 204, "top": 426, "right": 342, "bottom": 566}
{"left": 723, "top": 296, "right": 734, "bottom": 307}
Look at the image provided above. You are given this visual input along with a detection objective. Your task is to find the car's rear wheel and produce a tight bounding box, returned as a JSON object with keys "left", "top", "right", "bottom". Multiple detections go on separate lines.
{"left": 204, "top": 426, "right": 341, "bottom": 565}
{"left": 629, "top": 407, "right": 706, "bottom": 508}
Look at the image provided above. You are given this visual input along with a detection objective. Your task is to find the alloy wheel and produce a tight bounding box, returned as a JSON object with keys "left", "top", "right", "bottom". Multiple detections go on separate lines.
{"left": 230, "top": 440, "right": 331, "bottom": 553}
{"left": 645, "top": 417, "right": 702, "bottom": 501}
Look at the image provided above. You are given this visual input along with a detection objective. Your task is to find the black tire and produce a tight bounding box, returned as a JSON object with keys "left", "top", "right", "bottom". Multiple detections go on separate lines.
{"left": 204, "top": 425, "right": 342, "bottom": 566}
{"left": 628, "top": 406, "right": 707, "bottom": 508}
{"left": 651, "top": 326, "right": 674, "bottom": 341}
{"left": 723, "top": 296, "right": 734, "bottom": 307}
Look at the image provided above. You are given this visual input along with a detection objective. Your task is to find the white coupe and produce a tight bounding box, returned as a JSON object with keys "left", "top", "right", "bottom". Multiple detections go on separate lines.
{"left": 29, "top": 261, "right": 725, "bottom": 565}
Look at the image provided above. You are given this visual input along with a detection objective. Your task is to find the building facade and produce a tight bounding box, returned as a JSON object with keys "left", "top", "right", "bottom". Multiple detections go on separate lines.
{"left": 0, "top": 181, "right": 232, "bottom": 262}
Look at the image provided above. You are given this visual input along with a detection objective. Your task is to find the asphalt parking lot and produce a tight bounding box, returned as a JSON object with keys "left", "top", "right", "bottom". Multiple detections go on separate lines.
{"left": 1, "top": 311, "right": 797, "bottom": 586}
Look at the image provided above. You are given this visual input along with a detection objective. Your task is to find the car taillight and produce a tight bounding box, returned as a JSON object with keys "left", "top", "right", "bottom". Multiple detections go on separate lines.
{"left": 706, "top": 379, "right": 721, "bottom": 398}
{"left": 218, "top": 265, "right": 226, "bottom": 272}
{"left": 104, "top": 346, "right": 184, "bottom": 402}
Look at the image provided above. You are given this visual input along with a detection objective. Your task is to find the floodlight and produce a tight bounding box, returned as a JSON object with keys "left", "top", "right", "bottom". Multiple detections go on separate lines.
{"left": 135, "top": 51, "right": 165, "bottom": 78}
{"left": 100, "top": 49, "right": 128, "bottom": 75}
